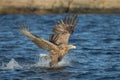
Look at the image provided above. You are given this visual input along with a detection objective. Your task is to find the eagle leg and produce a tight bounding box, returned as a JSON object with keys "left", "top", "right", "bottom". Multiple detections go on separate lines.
{"left": 49, "top": 55, "right": 59, "bottom": 67}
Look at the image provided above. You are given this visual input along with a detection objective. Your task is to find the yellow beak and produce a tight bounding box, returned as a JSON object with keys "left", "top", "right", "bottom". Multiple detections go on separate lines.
{"left": 72, "top": 45, "right": 76, "bottom": 49}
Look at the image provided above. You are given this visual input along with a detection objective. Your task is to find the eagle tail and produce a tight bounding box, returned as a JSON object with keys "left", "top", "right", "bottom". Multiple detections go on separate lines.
{"left": 19, "top": 28, "right": 36, "bottom": 40}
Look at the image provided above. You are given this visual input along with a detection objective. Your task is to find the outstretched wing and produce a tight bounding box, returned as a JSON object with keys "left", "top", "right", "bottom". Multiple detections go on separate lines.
{"left": 20, "top": 28, "right": 59, "bottom": 51}
{"left": 50, "top": 15, "right": 78, "bottom": 45}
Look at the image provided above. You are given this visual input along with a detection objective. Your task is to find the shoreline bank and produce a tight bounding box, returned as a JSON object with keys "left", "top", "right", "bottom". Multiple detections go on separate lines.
{"left": 0, "top": 0, "right": 120, "bottom": 14}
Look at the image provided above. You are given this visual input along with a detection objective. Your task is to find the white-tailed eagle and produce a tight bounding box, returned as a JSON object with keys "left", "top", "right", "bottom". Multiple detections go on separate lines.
{"left": 20, "top": 15, "right": 78, "bottom": 67}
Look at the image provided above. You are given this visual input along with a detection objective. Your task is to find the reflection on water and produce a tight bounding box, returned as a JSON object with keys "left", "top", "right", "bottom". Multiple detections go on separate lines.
{"left": 0, "top": 14, "right": 120, "bottom": 80}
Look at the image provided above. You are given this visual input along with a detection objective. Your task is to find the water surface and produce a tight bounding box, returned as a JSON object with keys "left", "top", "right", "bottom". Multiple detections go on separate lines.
{"left": 0, "top": 14, "right": 120, "bottom": 80}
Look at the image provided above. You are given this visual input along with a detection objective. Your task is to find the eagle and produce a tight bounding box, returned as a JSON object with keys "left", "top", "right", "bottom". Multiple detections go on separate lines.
{"left": 20, "top": 15, "right": 78, "bottom": 67}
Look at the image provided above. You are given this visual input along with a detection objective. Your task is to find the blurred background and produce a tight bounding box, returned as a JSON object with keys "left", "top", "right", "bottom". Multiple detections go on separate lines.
{"left": 0, "top": 0, "right": 120, "bottom": 14}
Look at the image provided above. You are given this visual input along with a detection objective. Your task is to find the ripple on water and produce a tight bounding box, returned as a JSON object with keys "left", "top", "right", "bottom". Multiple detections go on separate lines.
{"left": 0, "top": 14, "right": 120, "bottom": 80}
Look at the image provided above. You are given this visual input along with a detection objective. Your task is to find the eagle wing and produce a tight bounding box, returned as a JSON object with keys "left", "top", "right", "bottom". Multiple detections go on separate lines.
{"left": 20, "top": 28, "right": 59, "bottom": 51}
{"left": 50, "top": 15, "right": 78, "bottom": 45}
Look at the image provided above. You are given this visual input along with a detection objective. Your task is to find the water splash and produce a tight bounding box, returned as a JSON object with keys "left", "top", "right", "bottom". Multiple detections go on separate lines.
{"left": 54, "top": 55, "right": 72, "bottom": 67}
{"left": 33, "top": 54, "right": 72, "bottom": 68}
{"left": 0, "top": 58, "right": 23, "bottom": 69}
{"left": 0, "top": 54, "right": 72, "bottom": 70}
{"left": 33, "top": 54, "right": 51, "bottom": 68}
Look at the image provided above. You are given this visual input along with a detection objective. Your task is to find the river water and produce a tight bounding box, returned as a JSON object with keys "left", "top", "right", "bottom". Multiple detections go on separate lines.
{"left": 0, "top": 14, "right": 120, "bottom": 80}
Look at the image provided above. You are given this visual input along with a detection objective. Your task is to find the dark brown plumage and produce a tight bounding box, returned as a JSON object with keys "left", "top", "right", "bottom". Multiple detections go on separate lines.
{"left": 20, "top": 15, "right": 78, "bottom": 67}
